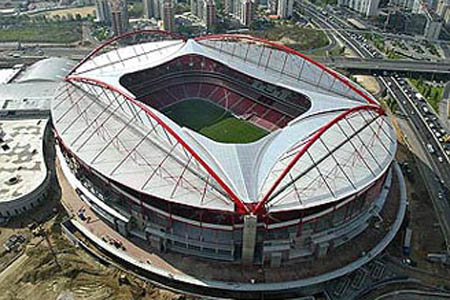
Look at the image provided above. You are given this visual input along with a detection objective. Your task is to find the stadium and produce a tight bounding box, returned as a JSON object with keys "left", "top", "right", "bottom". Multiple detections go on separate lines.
{"left": 52, "top": 30, "right": 405, "bottom": 296}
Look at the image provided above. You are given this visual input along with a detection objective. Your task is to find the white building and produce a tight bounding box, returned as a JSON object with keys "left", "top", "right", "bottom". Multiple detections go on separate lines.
{"left": 437, "top": 0, "right": 450, "bottom": 16}
{"left": 144, "top": 0, "right": 155, "bottom": 18}
{"left": 277, "top": 0, "right": 293, "bottom": 18}
{"left": 110, "top": 0, "right": 129, "bottom": 36}
{"left": 95, "top": 0, "right": 111, "bottom": 23}
{"left": 204, "top": 0, "right": 217, "bottom": 29}
{"left": 162, "top": 0, "right": 176, "bottom": 32}
{"left": 424, "top": 17, "right": 443, "bottom": 39}
{"left": 339, "top": 0, "right": 380, "bottom": 17}
{"left": 240, "top": 0, "right": 254, "bottom": 25}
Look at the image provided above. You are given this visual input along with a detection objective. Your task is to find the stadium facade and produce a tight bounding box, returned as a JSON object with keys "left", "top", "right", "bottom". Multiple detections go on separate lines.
{"left": 52, "top": 31, "right": 397, "bottom": 268}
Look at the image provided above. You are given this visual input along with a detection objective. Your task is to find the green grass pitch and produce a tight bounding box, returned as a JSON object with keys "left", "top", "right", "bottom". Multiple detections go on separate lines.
{"left": 162, "top": 99, "right": 268, "bottom": 143}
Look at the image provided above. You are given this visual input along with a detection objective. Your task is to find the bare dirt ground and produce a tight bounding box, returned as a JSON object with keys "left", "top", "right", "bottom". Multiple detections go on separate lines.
{"left": 35, "top": 6, "right": 95, "bottom": 18}
{"left": 354, "top": 75, "right": 381, "bottom": 95}
{"left": 0, "top": 167, "right": 188, "bottom": 300}
{"left": 343, "top": 47, "right": 358, "bottom": 58}
{"left": 0, "top": 207, "right": 187, "bottom": 300}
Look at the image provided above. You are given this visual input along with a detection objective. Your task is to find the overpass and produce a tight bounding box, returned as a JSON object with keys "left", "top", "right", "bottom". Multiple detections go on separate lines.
{"left": 313, "top": 56, "right": 450, "bottom": 76}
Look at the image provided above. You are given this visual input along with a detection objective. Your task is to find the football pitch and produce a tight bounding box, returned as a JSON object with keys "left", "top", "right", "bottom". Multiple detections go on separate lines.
{"left": 162, "top": 99, "right": 268, "bottom": 143}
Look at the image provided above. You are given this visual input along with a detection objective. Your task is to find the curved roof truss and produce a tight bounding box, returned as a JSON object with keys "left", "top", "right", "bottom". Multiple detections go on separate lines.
{"left": 56, "top": 75, "right": 250, "bottom": 213}
{"left": 54, "top": 31, "right": 396, "bottom": 216}
{"left": 195, "top": 34, "right": 377, "bottom": 105}
{"left": 254, "top": 104, "right": 393, "bottom": 214}
{"left": 69, "top": 30, "right": 187, "bottom": 77}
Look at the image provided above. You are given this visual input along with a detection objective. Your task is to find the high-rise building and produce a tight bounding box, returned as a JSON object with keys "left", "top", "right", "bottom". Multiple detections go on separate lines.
{"left": 163, "top": 0, "right": 176, "bottom": 32}
{"left": 277, "top": 0, "right": 293, "bottom": 18}
{"left": 198, "top": 0, "right": 205, "bottom": 19}
{"left": 159, "top": 0, "right": 165, "bottom": 18}
{"left": 144, "top": 0, "right": 155, "bottom": 18}
{"left": 389, "top": 0, "right": 415, "bottom": 9}
{"left": 444, "top": 6, "right": 450, "bottom": 24}
{"left": 269, "top": 0, "right": 278, "bottom": 14}
{"left": 111, "top": 0, "right": 129, "bottom": 36}
{"left": 224, "top": 0, "right": 234, "bottom": 14}
{"left": 191, "top": 0, "right": 198, "bottom": 16}
{"left": 338, "top": 0, "right": 379, "bottom": 17}
{"left": 240, "top": 0, "right": 254, "bottom": 26}
{"left": 424, "top": 17, "right": 443, "bottom": 39}
{"left": 191, "top": 0, "right": 205, "bottom": 19}
{"left": 437, "top": 0, "right": 450, "bottom": 16}
{"left": 95, "top": 0, "right": 112, "bottom": 23}
{"left": 204, "top": 0, "right": 217, "bottom": 29}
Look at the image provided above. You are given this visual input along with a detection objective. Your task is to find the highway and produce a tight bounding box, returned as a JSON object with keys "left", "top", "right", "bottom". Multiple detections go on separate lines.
{"left": 298, "top": 0, "right": 450, "bottom": 253}
{"left": 313, "top": 56, "right": 450, "bottom": 75}
{"left": 383, "top": 76, "right": 450, "bottom": 252}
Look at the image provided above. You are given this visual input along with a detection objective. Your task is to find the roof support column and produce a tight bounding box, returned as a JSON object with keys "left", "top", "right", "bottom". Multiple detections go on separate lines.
{"left": 242, "top": 214, "right": 257, "bottom": 265}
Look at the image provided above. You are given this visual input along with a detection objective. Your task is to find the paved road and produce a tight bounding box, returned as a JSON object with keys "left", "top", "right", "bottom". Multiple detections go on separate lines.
{"left": 313, "top": 56, "right": 450, "bottom": 75}
{"left": 384, "top": 77, "right": 450, "bottom": 252}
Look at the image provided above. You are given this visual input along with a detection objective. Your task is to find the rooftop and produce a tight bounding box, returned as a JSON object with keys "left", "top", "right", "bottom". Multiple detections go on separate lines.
{"left": 0, "top": 57, "right": 75, "bottom": 116}
{"left": 54, "top": 35, "right": 396, "bottom": 214}
{"left": 0, "top": 119, "right": 48, "bottom": 203}
{"left": 0, "top": 68, "right": 21, "bottom": 84}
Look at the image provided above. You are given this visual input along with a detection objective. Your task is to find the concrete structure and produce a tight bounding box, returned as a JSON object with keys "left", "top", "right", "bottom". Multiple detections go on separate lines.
{"left": 190, "top": 0, "right": 203, "bottom": 19}
{"left": 0, "top": 58, "right": 75, "bottom": 119}
{"left": 313, "top": 56, "right": 450, "bottom": 75}
{"left": 143, "top": 0, "right": 155, "bottom": 18}
{"left": 0, "top": 65, "right": 22, "bottom": 84}
{"left": 153, "top": 0, "right": 163, "bottom": 19}
{"left": 53, "top": 32, "right": 397, "bottom": 269}
{"left": 241, "top": 0, "right": 255, "bottom": 25}
{"left": 0, "top": 119, "right": 50, "bottom": 218}
{"left": 0, "top": 57, "right": 75, "bottom": 219}
{"left": 444, "top": 6, "right": 450, "bottom": 24}
{"left": 269, "top": 0, "right": 278, "bottom": 13}
{"left": 162, "top": 0, "right": 176, "bottom": 32}
{"left": 424, "top": 16, "right": 443, "bottom": 40}
{"left": 338, "top": 0, "right": 380, "bottom": 17}
{"left": 277, "top": 0, "right": 293, "bottom": 18}
{"left": 191, "top": 0, "right": 198, "bottom": 16}
{"left": 222, "top": 0, "right": 256, "bottom": 25}
{"left": 110, "top": 0, "right": 129, "bottom": 36}
{"left": 390, "top": 0, "right": 415, "bottom": 9}
{"left": 95, "top": 0, "right": 111, "bottom": 23}
{"left": 242, "top": 215, "right": 257, "bottom": 265}
{"left": 190, "top": 0, "right": 217, "bottom": 29}
{"left": 204, "top": 0, "right": 217, "bottom": 30}
{"left": 437, "top": 0, "right": 450, "bottom": 16}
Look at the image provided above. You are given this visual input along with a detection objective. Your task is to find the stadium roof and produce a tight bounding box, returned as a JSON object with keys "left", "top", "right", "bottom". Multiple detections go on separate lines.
{"left": 52, "top": 31, "right": 396, "bottom": 215}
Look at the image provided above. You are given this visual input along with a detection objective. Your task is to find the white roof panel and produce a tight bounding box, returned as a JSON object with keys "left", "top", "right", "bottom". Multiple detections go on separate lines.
{"left": 53, "top": 37, "right": 396, "bottom": 213}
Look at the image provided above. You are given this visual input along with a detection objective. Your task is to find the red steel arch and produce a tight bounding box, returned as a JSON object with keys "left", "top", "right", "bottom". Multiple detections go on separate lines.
{"left": 195, "top": 34, "right": 378, "bottom": 106}
{"left": 252, "top": 104, "right": 386, "bottom": 215}
{"left": 68, "top": 30, "right": 187, "bottom": 76}
{"left": 65, "top": 75, "right": 251, "bottom": 214}
{"left": 65, "top": 34, "right": 389, "bottom": 216}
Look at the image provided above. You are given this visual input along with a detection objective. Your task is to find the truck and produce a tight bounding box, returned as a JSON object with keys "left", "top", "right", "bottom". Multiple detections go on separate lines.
{"left": 403, "top": 228, "right": 412, "bottom": 256}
